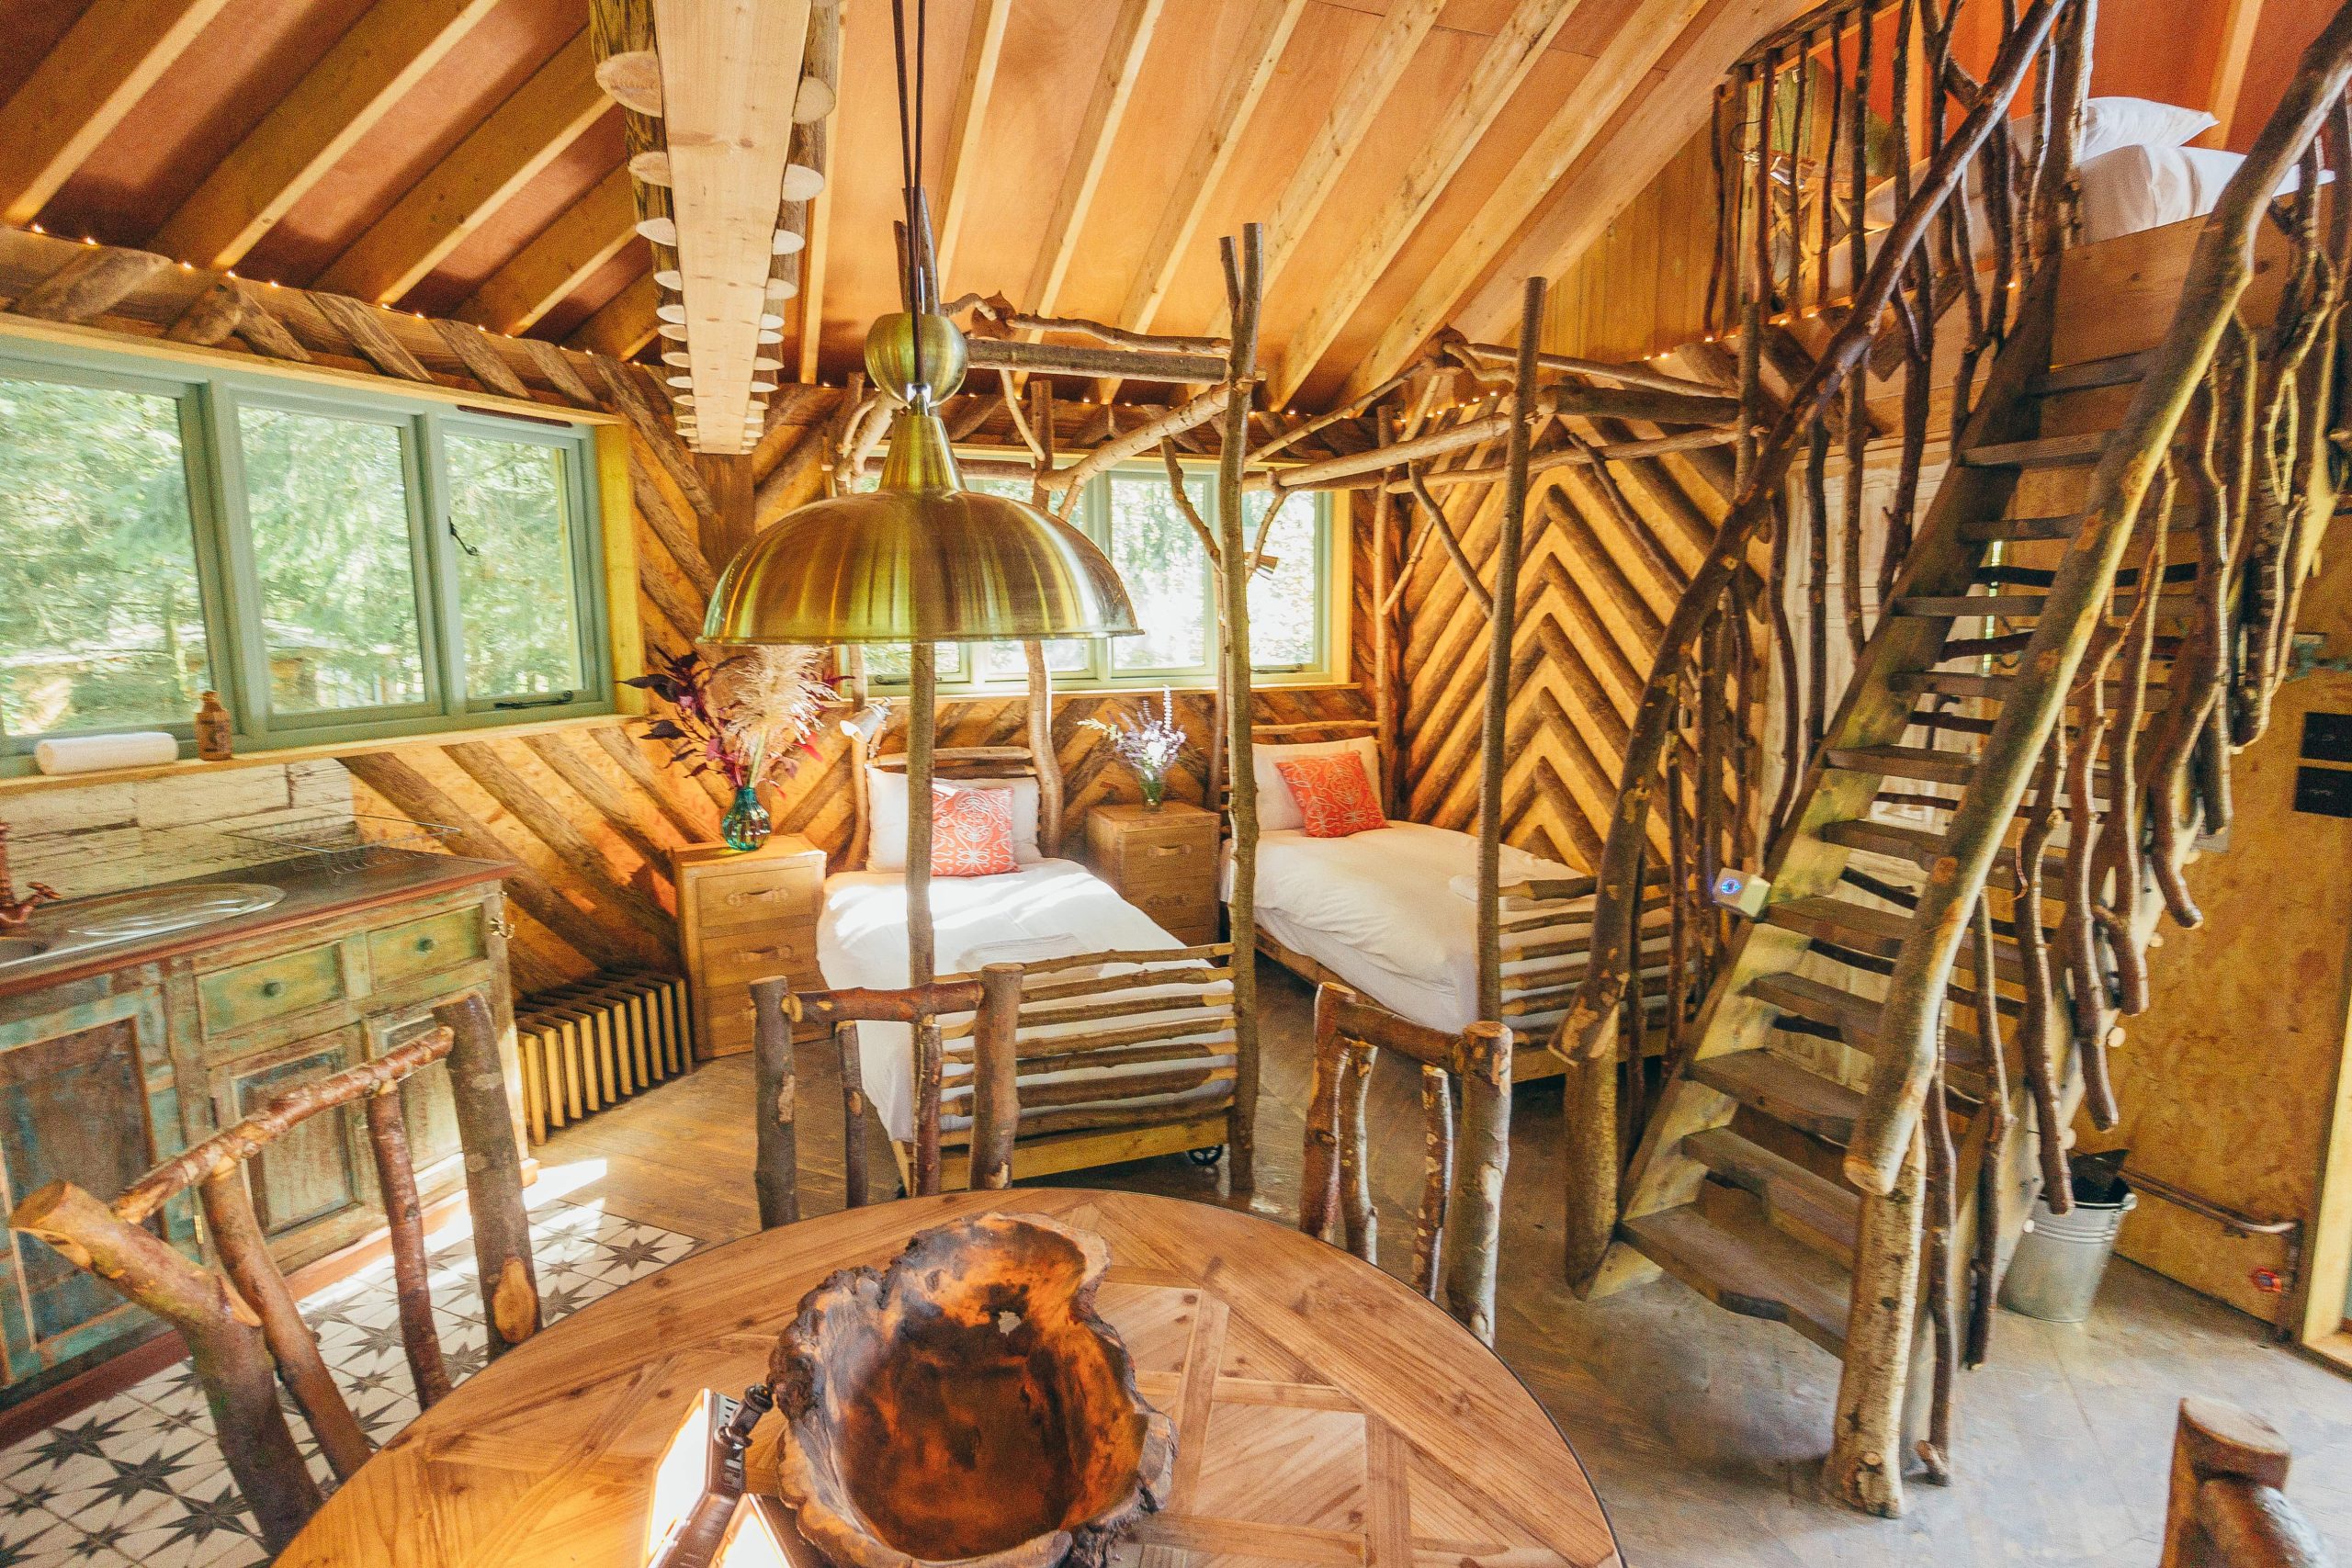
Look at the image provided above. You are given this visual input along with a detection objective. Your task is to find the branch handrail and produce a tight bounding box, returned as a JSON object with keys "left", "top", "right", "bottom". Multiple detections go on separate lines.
{"left": 1842, "top": 6, "right": 2352, "bottom": 1192}
{"left": 1557, "top": 0, "right": 2074, "bottom": 1066}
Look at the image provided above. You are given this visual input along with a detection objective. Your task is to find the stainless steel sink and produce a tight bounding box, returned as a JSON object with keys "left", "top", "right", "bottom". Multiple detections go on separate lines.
{"left": 62, "top": 883, "right": 285, "bottom": 939}
{"left": 0, "top": 936, "right": 51, "bottom": 965}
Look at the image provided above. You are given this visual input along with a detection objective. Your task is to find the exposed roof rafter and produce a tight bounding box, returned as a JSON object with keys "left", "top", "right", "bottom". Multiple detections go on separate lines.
{"left": 318, "top": 29, "right": 610, "bottom": 305}
{"left": 932, "top": 0, "right": 1012, "bottom": 294}
{"left": 1265, "top": 0, "right": 1585, "bottom": 407}
{"left": 566, "top": 268, "right": 661, "bottom": 358}
{"left": 456, "top": 163, "right": 638, "bottom": 334}
{"left": 147, "top": 0, "right": 502, "bottom": 269}
{"left": 1024, "top": 0, "right": 1165, "bottom": 316}
{"left": 1340, "top": 0, "right": 1716, "bottom": 401}
{"left": 0, "top": 0, "right": 235, "bottom": 228}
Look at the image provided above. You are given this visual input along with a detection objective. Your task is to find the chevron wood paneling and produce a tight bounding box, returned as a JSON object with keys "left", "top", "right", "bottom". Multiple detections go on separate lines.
{"left": 1389, "top": 395, "right": 1738, "bottom": 873}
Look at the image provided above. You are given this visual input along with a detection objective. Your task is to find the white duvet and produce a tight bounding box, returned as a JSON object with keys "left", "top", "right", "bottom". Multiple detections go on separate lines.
{"left": 1232, "top": 821, "right": 1581, "bottom": 1034}
{"left": 817, "top": 858, "right": 1228, "bottom": 1143}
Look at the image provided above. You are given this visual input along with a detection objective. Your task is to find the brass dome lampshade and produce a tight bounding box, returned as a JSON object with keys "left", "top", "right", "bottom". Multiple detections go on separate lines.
{"left": 702, "top": 310, "right": 1141, "bottom": 647}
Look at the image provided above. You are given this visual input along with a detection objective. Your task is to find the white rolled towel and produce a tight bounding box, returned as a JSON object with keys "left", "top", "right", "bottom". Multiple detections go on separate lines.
{"left": 34, "top": 731, "right": 179, "bottom": 775}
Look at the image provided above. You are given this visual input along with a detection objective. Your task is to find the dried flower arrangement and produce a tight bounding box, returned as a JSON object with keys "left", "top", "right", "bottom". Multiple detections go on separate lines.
{"left": 627, "top": 644, "right": 832, "bottom": 847}
{"left": 1080, "top": 688, "right": 1188, "bottom": 809}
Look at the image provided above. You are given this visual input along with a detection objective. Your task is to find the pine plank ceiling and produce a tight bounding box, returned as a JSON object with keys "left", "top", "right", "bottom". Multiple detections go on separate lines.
{"left": 0, "top": 0, "right": 1812, "bottom": 411}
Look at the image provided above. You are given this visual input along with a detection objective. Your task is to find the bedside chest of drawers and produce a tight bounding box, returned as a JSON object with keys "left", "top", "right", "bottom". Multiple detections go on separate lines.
{"left": 672, "top": 835, "right": 827, "bottom": 1060}
{"left": 1085, "top": 802, "right": 1220, "bottom": 945}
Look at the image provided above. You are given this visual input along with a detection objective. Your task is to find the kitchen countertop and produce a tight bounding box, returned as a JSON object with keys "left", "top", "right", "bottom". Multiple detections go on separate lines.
{"left": 0, "top": 852, "right": 513, "bottom": 1001}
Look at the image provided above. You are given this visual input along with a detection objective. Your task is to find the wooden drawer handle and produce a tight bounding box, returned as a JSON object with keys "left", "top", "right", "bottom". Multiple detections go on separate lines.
{"left": 740, "top": 943, "right": 800, "bottom": 961}
{"left": 1143, "top": 844, "right": 1194, "bottom": 857}
{"left": 413, "top": 935, "right": 437, "bottom": 954}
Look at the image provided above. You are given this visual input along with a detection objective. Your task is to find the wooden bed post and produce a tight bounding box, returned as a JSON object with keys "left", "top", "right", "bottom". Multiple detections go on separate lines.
{"left": 909, "top": 659, "right": 938, "bottom": 987}
{"left": 1218, "top": 223, "right": 1264, "bottom": 1192}
{"left": 968, "top": 964, "right": 1024, "bottom": 1189}
{"left": 1026, "top": 642, "right": 1064, "bottom": 855}
{"left": 1476, "top": 276, "right": 1545, "bottom": 1022}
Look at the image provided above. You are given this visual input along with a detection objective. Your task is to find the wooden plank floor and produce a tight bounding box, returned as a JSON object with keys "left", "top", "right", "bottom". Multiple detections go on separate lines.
{"left": 537, "top": 960, "right": 2352, "bottom": 1566}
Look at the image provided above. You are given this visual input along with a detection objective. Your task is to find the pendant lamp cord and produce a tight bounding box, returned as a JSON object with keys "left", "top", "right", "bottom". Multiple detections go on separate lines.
{"left": 888, "top": 0, "right": 933, "bottom": 400}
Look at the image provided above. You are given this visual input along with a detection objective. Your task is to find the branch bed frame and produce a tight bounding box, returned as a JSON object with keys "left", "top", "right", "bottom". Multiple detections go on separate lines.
{"left": 835, "top": 658, "right": 1241, "bottom": 1192}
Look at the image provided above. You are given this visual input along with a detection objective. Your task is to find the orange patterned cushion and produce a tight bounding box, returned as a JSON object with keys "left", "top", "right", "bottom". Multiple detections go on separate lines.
{"left": 1273, "top": 753, "right": 1385, "bottom": 839}
{"left": 931, "top": 784, "right": 1018, "bottom": 877}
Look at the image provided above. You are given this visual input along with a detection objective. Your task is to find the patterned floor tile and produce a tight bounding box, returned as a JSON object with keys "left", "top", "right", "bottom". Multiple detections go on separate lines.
{"left": 0, "top": 1198, "right": 698, "bottom": 1567}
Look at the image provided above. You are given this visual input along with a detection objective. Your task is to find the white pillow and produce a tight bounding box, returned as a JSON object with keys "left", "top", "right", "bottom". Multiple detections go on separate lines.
{"left": 865, "top": 769, "right": 1042, "bottom": 869}
{"left": 2009, "top": 96, "right": 2216, "bottom": 163}
{"left": 1253, "top": 738, "right": 1381, "bottom": 833}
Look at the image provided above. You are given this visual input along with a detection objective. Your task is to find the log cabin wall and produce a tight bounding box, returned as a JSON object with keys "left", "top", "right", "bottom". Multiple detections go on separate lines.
{"left": 0, "top": 225, "right": 1374, "bottom": 1000}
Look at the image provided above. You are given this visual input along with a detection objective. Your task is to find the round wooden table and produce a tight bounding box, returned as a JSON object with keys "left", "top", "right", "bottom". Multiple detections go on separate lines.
{"left": 279, "top": 1189, "right": 1622, "bottom": 1568}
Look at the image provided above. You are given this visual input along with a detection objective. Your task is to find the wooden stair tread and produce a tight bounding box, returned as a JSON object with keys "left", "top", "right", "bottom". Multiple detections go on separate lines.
{"left": 1825, "top": 744, "right": 1978, "bottom": 786}
{"left": 1962, "top": 509, "right": 2193, "bottom": 541}
{"left": 1815, "top": 818, "right": 2066, "bottom": 895}
{"left": 1888, "top": 670, "right": 2012, "bottom": 700}
{"left": 2030, "top": 348, "right": 2156, "bottom": 394}
{"left": 1688, "top": 1048, "right": 1865, "bottom": 1145}
{"left": 1682, "top": 1127, "right": 1861, "bottom": 1267}
{"left": 1620, "top": 1204, "right": 1852, "bottom": 1356}
{"left": 1961, "top": 432, "right": 2107, "bottom": 468}
{"left": 1767, "top": 896, "right": 2032, "bottom": 985}
{"left": 1745, "top": 974, "right": 1990, "bottom": 1093}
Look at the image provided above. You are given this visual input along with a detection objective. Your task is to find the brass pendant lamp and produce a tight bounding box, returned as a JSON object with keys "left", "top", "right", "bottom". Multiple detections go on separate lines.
{"left": 702, "top": 1, "right": 1138, "bottom": 649}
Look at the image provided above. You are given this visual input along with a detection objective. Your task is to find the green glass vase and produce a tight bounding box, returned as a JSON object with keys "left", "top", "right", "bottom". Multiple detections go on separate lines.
{"left": 721, "top": 784, "right": 772, "bottom": 851}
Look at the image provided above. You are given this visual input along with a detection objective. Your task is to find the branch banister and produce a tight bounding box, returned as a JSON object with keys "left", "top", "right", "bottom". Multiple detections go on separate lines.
{"left": 1843, "top": 4, "right": 2352, "bottom": 1193}
{"left": 1556, "top": 0, "right": 2074, "bottom": 1069}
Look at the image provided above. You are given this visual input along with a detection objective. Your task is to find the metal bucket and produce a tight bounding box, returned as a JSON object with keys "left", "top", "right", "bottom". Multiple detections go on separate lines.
{"left": 1999, "top": 1163, "right": 2138, "bottom": 1324}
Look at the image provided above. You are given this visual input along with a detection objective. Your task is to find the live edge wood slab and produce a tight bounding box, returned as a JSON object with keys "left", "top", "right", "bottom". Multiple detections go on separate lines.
{"left": 276, "top": 1190, "right": 1623, "bottom": 1568}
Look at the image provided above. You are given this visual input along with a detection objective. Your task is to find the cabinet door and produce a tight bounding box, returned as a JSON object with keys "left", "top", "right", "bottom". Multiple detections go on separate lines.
{"left": 366, "top": 1000, "right": 467, "bottom": 1188}
{"left": 0, "top": 989, "right": 177, "bottom": 1385}
{"left": 211, "top": 1028, "right": 368, "bottom": 1246}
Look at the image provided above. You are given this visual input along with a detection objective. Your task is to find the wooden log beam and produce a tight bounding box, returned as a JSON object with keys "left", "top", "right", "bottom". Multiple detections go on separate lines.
{"left": 149, "top": 0, "right": 501, "bottom": 269}
{"left": 430, "top": 317, "right": 533, "bottom": 398}
{"left": 933, "top": 0, "right": 1012, "bottom": 292}
{"left": 311, "top": 292, "right": 437, "bottom": 383}
{"left": 1340, "top": 0, "right": 1715, "bottom": 401}
{"left": 1025, "top": 0, "right": 1164, "bottom": 318}
{"left": 0, "top": 0, "right": 235, "bottom": 227}
{"left": 963, "top": 334, "right": 1227, "bottom": 385}
{"left": 457, "top": 164, "right": 637, "bottom": 334}
{"left": 1267, "top": 0, "right": 1582, "bottom": 407}
{"left": 12, "top": 247, "right": 173, "bottom": 324}
{"left": 790, "top": 0, "right": 841, "bottom": 387}
{"left": 321, "top": 29, "right": 611, "bottom": 304}
{"left": 1099, "top": 0, "right": 1304, "bottom": 400}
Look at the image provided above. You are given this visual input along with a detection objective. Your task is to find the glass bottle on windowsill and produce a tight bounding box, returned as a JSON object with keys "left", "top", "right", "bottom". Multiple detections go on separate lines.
{"left": 194, "top": 692, "right": 233, "bottom": 761}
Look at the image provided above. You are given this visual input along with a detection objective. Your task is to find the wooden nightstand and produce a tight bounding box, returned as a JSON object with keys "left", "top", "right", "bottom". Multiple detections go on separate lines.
{"left": 1086, "top": 802, "right": 1220, "bottom": 945}
{"left": 671, "top": 834, "right": 827, "bottom": 1060}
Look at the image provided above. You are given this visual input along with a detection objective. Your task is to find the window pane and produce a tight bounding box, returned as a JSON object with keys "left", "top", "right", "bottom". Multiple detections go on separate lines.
{"left": 981, "top": 639, "right": 1090, "bottom": 680}
{"left": 863, "top": 643, "right": 961, "bottom": 682}
{"left": 447, "top": 433, "right": 585, "bottom": 699}
{"left": 1109, "top": 471, "right": 1210, "bottom": 671}
{"left": 1247, "top": 492, "right": 1319, "bottom": 669}
{"left": 0, "top": 375, "right": 209, "bottom": 738}
{"left": 240, "top": 407, "right": 428, "bottom": 714}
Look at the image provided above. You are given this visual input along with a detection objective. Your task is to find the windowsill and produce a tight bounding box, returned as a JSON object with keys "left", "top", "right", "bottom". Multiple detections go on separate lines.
{"left": 862, "top": 677, "right": 1366, "bottom": 700}
{"left": 0, "top": 711, "right": 629, "bottom": 797}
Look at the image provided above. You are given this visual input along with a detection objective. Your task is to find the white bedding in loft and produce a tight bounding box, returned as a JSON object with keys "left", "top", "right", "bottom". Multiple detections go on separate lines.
{"left": 816, "top": 857, "right": 1231, "bottom": 1143}
{"left": 1229, "top": 820, "right": 1585, "bottom": 1034}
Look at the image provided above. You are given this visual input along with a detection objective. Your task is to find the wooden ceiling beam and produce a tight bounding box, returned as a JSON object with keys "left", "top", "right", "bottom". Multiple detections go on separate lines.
{"left": 1024, "top": 0, "right": 1165, "bottom": 316}
{"left": 1097, "top": 0, "right": 1304, "bottom": 399}
{"left": 566, "top": 269, "right": 661, "bottom": 359}
{"left": 1266, "top": 0, "right": 1584, "bottom": 407}
{"left": 932, "top": 0, "right": 1012, "bottom": 294}
{"left": 147, "top": 0, "right": 501, "bottom": 270}
{"left": 456, "top": 164, "right": 638, "bottom": 334}
{"left": 318, "top": 30, "right": 608, "bottom": 305}
{"left": 1451, "top": 0, "right": 1807, "bottom": 347}
{"left": 1339, "top": 0, "right": 1713, "bottom": 403}
{"left": 2202, "top": 0, "right": 2264, "bottom": 145}
{"left": 0, "top": 0, "right": 236, "bottom": 227}
{"left": 1218, "top": 0, "right": 1445, "bottom": 331}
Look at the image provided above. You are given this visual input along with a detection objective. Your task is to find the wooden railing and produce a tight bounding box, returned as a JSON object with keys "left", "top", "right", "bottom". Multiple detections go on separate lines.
{"left": 1561, "top": 0, "right": 2084, "bottom": 1066}
{"left": 1846, "top": 8, "right": 2352, "bottom": 1190}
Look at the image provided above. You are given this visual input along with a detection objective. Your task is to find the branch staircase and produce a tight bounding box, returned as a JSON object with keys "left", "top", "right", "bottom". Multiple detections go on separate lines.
{"left": 1589, "top": 271, "right": 2198, "bottom": 1397}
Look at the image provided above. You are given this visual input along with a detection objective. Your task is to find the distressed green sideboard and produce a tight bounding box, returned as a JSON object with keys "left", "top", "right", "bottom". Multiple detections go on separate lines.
{"left": 0, "top": 855, "right": 518, "bottom": 1407}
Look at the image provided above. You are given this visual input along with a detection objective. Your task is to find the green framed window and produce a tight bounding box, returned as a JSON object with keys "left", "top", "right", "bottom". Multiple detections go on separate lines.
{"left": 859, "top": 461, "right": 1339, "bottom": 694}
{"left": 0, "top": 340, "right": 610, "bottom": 766}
